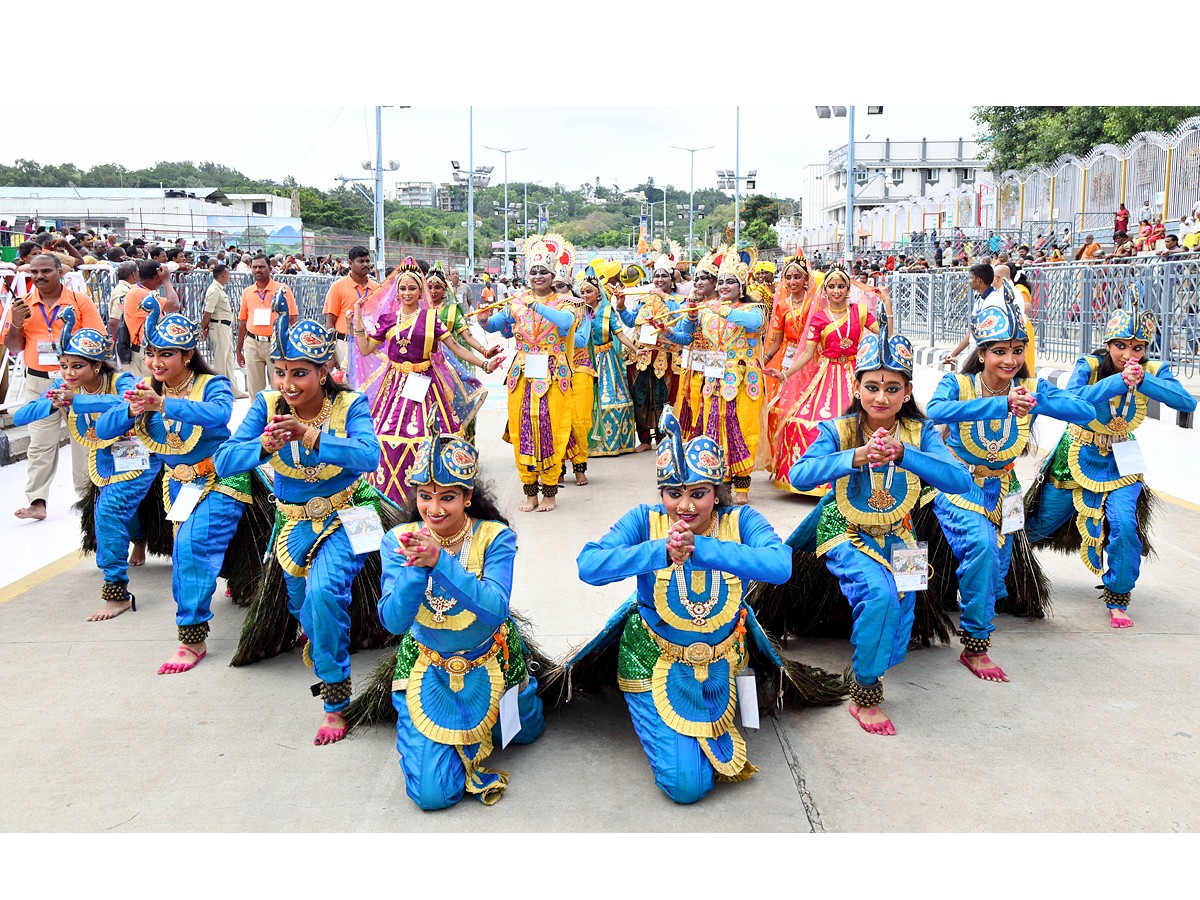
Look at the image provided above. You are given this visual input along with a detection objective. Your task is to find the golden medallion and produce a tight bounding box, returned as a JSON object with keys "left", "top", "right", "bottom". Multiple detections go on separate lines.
{"left": 840, "top": 337, "right": 854, "bottom": 349}
{"left": 166, "top": 431, "right": 184, "bottom": 449}
{"left": 171, "top": 463, "right": 197, "bottom": 483}
{"left": 868, "top": 488, "right": 893, "bottom": 510}
{"left": 1107, "top": 415, "right": 1130, "bottom": 436}
{"left": 85, "top": 426, "right": 98, "bottom": 442}
{"left": 304, "top": 496, "right": 333, "bottom": 520}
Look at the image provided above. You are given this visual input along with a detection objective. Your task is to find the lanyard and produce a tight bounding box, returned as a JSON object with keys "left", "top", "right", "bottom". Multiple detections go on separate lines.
{"left": 38, "top": 302, "right": 58, "bottom": 332}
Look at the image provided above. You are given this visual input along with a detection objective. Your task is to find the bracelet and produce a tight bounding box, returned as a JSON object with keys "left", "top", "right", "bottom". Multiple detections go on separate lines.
{"left": 301, "top": 427, "right": 319, "bottom": 452}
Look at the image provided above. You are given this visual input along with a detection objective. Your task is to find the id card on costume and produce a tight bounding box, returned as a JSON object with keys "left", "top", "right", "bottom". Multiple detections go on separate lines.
{"left": 166, "top": 482, "right": 204, "bottom": 523}
{"left": 704, "top": 354, "right": 724, "bottom": 379}
{"left": 499, "top": 683, "right": 521, "bottom": 748}
{"left": 524, "top": 353, "right": 549, "bottom": 379}
{"left": 338, "top": 506, "right": 384, "bottom": 555}
{"left": 1000, "top": 492, "right": 1025, "bottom": 535}
{"left": 1113, "top": 439, "right": 1146, "bottom": 477}
{"left": 783, "top": 345, "right": 797, "bottom": 369}
{"left": 251, "top": 307, "right": 271, "bottom": 327}
{"left": 638, "top": 324, "right": 659, "bottom": 345}
{"left": 691, "top": 352, "right": 705, "bottom": 372}
{"left": 680, "top": 349, "right": 690, "bottom": 369}
{"left": 111, "top": 438, "right": 150, "bottom": 473}
{"left": 399, "top": 372, "right": 431, "bottom": 403}
{"left": 735, "top": 672, "right": 760, "bottom": 730}
{"left": 890, "top": 542, "right": 928, "bottom": 592}
{"left": 37, "top": 340, "right": 59, "bottom": 367}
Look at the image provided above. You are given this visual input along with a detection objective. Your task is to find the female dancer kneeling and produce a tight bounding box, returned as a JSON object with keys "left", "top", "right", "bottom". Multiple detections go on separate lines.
{"left": 1025, "top": 295, "right": 1196, "bottom": 627}
{"left": 377, "top": 430, "right": 544, "bottom": 810}
{"left": 215, "top": 299, "right": 381, "bottom": 745}
{"left": 788, "top": 325, "right": 972, "bottom": 735}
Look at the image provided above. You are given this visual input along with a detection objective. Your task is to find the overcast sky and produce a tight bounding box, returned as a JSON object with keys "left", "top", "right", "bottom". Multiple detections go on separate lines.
{"left": 0, "top": 105, "right": 979, "bottom": 201}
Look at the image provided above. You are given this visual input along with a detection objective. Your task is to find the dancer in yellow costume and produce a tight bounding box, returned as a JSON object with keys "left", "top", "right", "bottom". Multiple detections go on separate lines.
{"left": 479, "top": 234, "right": 577, "bottom": 512}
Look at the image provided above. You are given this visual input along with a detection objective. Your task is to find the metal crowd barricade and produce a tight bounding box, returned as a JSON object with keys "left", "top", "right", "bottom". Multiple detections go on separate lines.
{"left": 885, "top": 255, "right": 1200, "bottom": 378}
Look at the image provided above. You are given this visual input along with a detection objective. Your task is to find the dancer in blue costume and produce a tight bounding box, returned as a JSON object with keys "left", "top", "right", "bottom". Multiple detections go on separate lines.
{"left": 378, "top": 429, "right": 544, "bottom": 810}
{"left": 1025, "top": 292, "right": 1196, "bottom": 628}
{"left": 578, "top": 266, "right": 638, "bottom": 456}
{"left": 215, "top": 295, "right": 381, "bottom": 745}
{"left": 96, "top": 296, "right": 249, "bottom": 674}
{"left": 568, "top": 408, "right": 842, "bottom": 805}
{"left": 788, "top": 324, "right": 972, "bottom": 735}
{"left": 14, "top": 307, "right": 163, "bottom": 620}
{"left": 926, "top": 287, "right": 1112, "bottom": 681}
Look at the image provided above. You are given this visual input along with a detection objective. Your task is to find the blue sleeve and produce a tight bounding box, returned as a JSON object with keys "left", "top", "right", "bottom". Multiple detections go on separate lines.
{"left": 1140, "top": 364, "right": 1197, "bottom": 413}
{"left": 788, "top": 421, "right": 856, "bottom": 491}
{"left": 573, "top": 326, "right": 589, "bottom": 348}
{"left": 162, "top": 377, "right": 233, "bottom": 428}
{"left": 427, "top": 527, "right": 515, "bottom": 626}
{"left": 315, "top": 393, "right": 381, "bottom": 474}
{"left": 1065, "top": 357, "right": 1097, "bottom": 392}
{"left": 214, "top": 393, "right": 270, "bottom": 477}
{"left": 901, "top": 421, "right": 973, "bottom": 494}
{"left": 378, "top": 530, "right": 422, "bottom": 635}
{"left": 533, "top": 301, "right": 574, "bottom": 334}
{"left": 616, "top": 305, "right": 637, "bottom": 328}
{"left": 12, "top": 392, "right": 55, "bottom": 426}
{"left": 95, "top": 399, "right": 137, "bottom": 440}
{"left": 577, "top": 505, "right": 666, "bottom": 585}
{"left": 1033, "top": 378, "right": 1105, "bottom": 427}
{"left": 482, "top": 308, "right": 512, "bottom": 335}
{"left": 689, "top": 506, "right": 790, "bottom": 585}
{"left": 926, "top": 373, "right": 1008, "bottom": 424}
{"left": 71, "top": 372, "right": 139, "bottom": 416}
{"left": 724, "top": 305, "right": 763, "bottom": 331}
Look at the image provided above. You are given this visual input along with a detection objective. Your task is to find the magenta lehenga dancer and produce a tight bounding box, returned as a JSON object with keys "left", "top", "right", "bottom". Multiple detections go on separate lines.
{"left": 348, "top": 258, "right": 498, "bottom": 508}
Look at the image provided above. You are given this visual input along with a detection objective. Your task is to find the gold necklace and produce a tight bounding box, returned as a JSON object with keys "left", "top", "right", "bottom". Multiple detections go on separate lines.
{"left": 673, "top": 514, "right": 721, "bottom": 627}
{"left": 424, "top": 523, "right": 473, "bottom": 623}
{"left": 294, "top": 396, "right": 333, "bottom": 428}
{"left": 163, "top": 372, "right": 195, "bottom": 397}
{"left": 866, "top": 422, "right": 900, "bottom": 510}
{"left": 431, "top": 516, "right": 473, "bottom": 548}
{"left": 979, "top": 373, "right": 1010, "bottom": 396}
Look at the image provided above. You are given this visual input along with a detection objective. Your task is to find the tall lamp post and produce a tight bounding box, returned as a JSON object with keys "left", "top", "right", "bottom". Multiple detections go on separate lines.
{"left": 671, "top": 144, "right": 713, "bottom": 262}
{"left": 335, "top": 105, "right": 402, "bottom": 274}
{"left": 484, "top": 144, "right": 527, "bottom": 279}
{"left": 816, "top": 105, "right": 883, "bottom": 263}
{"left": 450, "top": 112, "right": 493, "bottom": 277}
{"left": 716, "top": 167, "right": 757, "bottom": 247}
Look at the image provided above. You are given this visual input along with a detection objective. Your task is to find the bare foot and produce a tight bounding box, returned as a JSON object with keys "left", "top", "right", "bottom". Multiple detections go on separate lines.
{"left": 519, "top": 493, "right": 538, "bottom": 513}
{"left": 536, "top": 495, "right": 557, "bottom": 512}
{"left": 128, "top": 541, "right": 146, "bottom": 566}
{"left": 314, "top": 712, "right": 348, "bottom": 746}
{"left": 157, "top": 642, "right": 206, "bottom": 675}
{"left": 87, "top": 598, "right": 133, "bottom": 622}
{"left": 960, "top": 650, "right": 1009, "bottom": 682}
{"left": 633, "top": 442, "right": 651, "bottom": 453}
{"left": 1109, "top": 607, "right": 1133, "bottom": 628}
{"left": 849, "top": 702, "right": 896, "bottom": 736}
{"left": 14, "top": 501, "right": 47, "bottom": 520}
{"left": 575, "top": 471, "right": 589, "bottom": 486}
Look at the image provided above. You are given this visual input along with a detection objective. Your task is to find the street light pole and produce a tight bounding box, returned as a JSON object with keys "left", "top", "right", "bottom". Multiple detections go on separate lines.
{"left": 735, "top": 105, "right": 741, "bottom": 249}
{"left": 375, "top": 105, "right": 384, "bottom": 272}
{"left": 485, "top": 144, "right": 527, "bottom": 280}
{"left": 671, "top": 144, "right": 713, "bottom": 263}
{"left": 467, "top": 107, "right": 474, "bottom": 277}
{"left": 845, "top": 105, "right": 855, "bottom": 266}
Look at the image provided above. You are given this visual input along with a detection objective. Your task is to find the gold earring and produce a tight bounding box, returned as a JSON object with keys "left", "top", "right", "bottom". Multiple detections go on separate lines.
{"left": 854, "top": 392, "right": 860, "bottom": 399}
{"left": 465, "top": 500, "right": 472, "bottom": 508}
{"left": 320, "top": 376, "right": 327, "bottom": 385}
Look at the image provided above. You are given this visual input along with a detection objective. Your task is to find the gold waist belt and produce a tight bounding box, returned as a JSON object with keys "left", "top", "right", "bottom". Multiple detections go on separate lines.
{"left": 278, "top": 481, "right": 359, "bottom": 521}
{"left": 392, "top": 360, "right": 431, "bottom": 374}
{"left": 170, "top": 457, "right": 215, "bottom": 483}
{"left": 642, "top": 610, "right": 745, "bottom": 666}
{"left": 1069, "top": 423, "right": 1127, "bottom": 453}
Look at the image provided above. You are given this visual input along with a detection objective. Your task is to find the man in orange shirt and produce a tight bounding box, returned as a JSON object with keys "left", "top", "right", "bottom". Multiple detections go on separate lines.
{"left": 322, "top": 245, "right": 378, "bottom": 372}
{"left": 1076, "top": 233, "right": 1103, "bottom": 261}
{"left": 237, "top": 253, "right": 298, "bottom": 396}
{"left": 122, "top": 260, "right": 181, "bottom": 377}
{"left": 2, "top": 254, "right": 106, "bottom": 519}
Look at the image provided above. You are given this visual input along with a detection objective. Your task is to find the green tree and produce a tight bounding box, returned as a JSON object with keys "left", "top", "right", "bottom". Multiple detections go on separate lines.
{"left": 971, "top": 106, "right": 1200, "bottom": 171}
{"left": 743, "top": 220, "right": 780, "bottom": 250}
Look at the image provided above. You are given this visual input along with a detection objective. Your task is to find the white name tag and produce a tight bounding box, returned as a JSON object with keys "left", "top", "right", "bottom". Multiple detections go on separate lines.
{"left": 37, "top": 340, "right": 59, "bottom": 367}
{"left": 735, "top": 672, "right": 760, "bottom": 730}
{"left": 251, "top": 307, "right": 271, "bottom": 327}
{"left": 399, "top": 372, "right": 432, "bottom": 403}
{"left": 524, "top": 353, "right": 549, "bottom": 379}
{"left": 782, "top": 345, "right": 797, "bottom": 369}
{"left": 691, "top": 352, "right": 705, "bottom": 372}
{"left": 499, "top": 683, "right": 521, "bottom": 749}
{"left": 638, "top": 324, "right": 659, "bottom": 345}
{"left": 680, "top": 349, "right": 690, "bottom": 369}
{"left": 890, "top": 542, "right": 929, "bottom": 592}
{"left": 704, "top": 354, "right": 724, "bottom": 379}
{"left": 1000, "top": 491, "right": 1025, "bottom": 535}
{"left": 338, "top": 506, "right": 384, "bottom": 555}
{"left": 111, "top": 438, "right": 150, "bottom": 473}
{"left": 1113, "top": 439, "right": 1146, "bottom": 477}
{"left": 166, "top": 482, "right": 205, "bottom": 523}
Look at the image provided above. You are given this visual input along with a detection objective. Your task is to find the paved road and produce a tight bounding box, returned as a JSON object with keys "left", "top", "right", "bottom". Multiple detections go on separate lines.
{"left": 2, "top": 380, "right": 1198, "bottom": 832}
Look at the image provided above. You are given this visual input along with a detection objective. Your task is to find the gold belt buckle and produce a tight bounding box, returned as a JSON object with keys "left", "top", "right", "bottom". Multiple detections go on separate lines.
{"left": 304, "top": 496, "right": 334, "bottom": 519}
{"left": 444, "top": 655, "right": 470, "bottom": 676}
{"left": 171, "top": 463, "right": 196, "bottom": 483}
{"left": 683, "top": 641, "right": 714, "bottom": 665}
{"left": 398, "top": 361, "right": 413, "bottom": 374}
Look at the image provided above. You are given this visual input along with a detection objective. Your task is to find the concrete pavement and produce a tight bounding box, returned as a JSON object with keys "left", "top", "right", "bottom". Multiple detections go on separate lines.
{"left": 2, "top": 365, "right": 1199, "bottom": 832}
